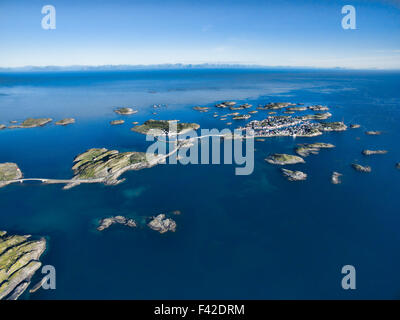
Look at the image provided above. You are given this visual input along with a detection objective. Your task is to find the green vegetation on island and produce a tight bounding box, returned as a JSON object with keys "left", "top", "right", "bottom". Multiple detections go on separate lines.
{"left": 286, "top": 106, "right": 307, "bottom": 112}
{"left": 300, "top": 112, "right": 332, "bottom": 120}
{"left": 110, "top": 120, "right": 125, "bottom": 125}
{"left": 296, "top": 128, "right": 323, "bottom": 137}
{"left": 131, "top": 119, "right": 200, "bottom": 135}
{"left": 265, "top": 153, "right": 305, "bottom": 165}
{"left": 232, "top": 114, "right": 251, "bottom": 120}
{"left": 193, "top": 106, "right": 209, "bottom": 112}
{"left": 55, "top": 118, "right": 75, "bottom": 126}
{"left": 69, "top": 148, "right": 163, "bottom": 188}
{"left": 229, "top": 103, "right": 252, "bottom": 110}
{"left": 257, "top": 102, "right": 296, "bottom": 110}
{"left": 295, "top": 142, "right": 335, "bottom": 157}
{"left": 317, "top": 121, "right": 347, "bottom": 131}
{"left": 0, "top": 231, "right": 46, "bottom": 300}
{"left": 0, "top": 163, "right": 22, "bottom": 188}
{"left": 8, "top": 118, "right": 52, "bottom": 129}
{"left": 114, "top": 107, "right": 138, "bottom": 115}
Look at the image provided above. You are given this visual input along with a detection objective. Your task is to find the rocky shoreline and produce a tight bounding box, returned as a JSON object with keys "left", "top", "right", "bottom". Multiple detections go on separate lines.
{"left": 281, "top": 168, "right": 307, "bottom": 181}
{"left": 114, "top": 107, "right": 138, "bottom": 115}
{"left": 0, "top": 231, "right": 46, "bottom": 300}
{"left": 110, "top": 120, "right": 125, "bottom": 125}
{"left": 265, "top": 153, "right": 305, "bottom": 165}
{"left": 96, "top": 212, "right": 179, "bottom": 234}
{"left": 352, "top": 163, "right": 372, "bottom": 173}
{"left": 295, "top": 142, "right": 335, "bottom": 157}
{"left": 55, "top": 118, "right": 75, "bottom": 126}
{"left": 131, "top": 119, "right": 200, "bottom": 136}
{"left": 8, "top": 118, "right": 53, "bottom": 129}
{"left": 97, "top": 216, "right": 137, "bottom": 231}
{"left": 362, "top": 149, "right": 388, "bottom": 156}
{"left": 148, "top": 214, "right": 177, "bottom": 234}
{"left": 0, "top": 163, "right": 23, "bottom": 188}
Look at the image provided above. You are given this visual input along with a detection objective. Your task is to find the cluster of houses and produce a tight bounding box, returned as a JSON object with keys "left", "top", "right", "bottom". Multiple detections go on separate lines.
{"left": 245, "top": 116, "right": 302, "bottom": 130}
{"left": 241, "top": 116, "right": 321, "bottom": 137}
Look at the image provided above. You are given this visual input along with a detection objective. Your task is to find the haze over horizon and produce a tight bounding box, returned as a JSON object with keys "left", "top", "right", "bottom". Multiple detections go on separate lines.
{"left": 1, "top": 0, "right": 400, "bottom": 70}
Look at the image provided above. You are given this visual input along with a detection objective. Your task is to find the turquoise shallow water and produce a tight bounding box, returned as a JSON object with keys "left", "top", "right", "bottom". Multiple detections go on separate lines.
{"left": 0, "top": 69, "right": 400, "bottom": 299}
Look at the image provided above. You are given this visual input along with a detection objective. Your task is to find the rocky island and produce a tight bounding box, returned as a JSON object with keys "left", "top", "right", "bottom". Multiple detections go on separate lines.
{"left": 265, "top": 153, "right": 305, "bottom": 165}
{"left": 396, "top": 163, "right": 400, "bottom": 170}
{"left": 257, "top": 102, "right": 296, "bottom": 110}
{"left": 193, "top": 106, "right": 209, "bottom": 112}
{"left": 215, "top": 101, "right": 236, "bottom": 108}
{"left": 308, "top": 105, "right": 329, "bottom": 111}
{"left": 365, "top": 131, "right": 382, "bottom": 135}
{"left": 350, "top": 124, "right": 361, "bottom": 129}
{"left": 295, "top": 142, "right": 335, "bottom": 157}
{"left": 281, "top": 168, "right": 307, "bottom": 181}
{"left": 317, "top": 121, "right": 347, "bottom": 132}
{"left": 8, "top": 118, "right": 52, "bottom": 129}
{"left": 352, "top": 163, "right": 372, "bottom": 173}
{"left": 55, "top": 118, "right": 75, "bottom": 126}
{"left": 0, "top": 231, "right": 46, "bottom": 300}
{"left": 97, "top": 216, "right": 136, "bottom": 231}
{"left": 286, "top": 106, "right": 307, "bottom": 112}
{"left": 0, "top": 124, "right": 6, "bottom": 130}
{"left": 0, "top": 163, "right": 23, "bottom": 188}
{"left": 110, "top": 120, "right": 125, "bottom": 125}
{"left": 233, "top": 114, "right": 251, "bottom": 120}
{"left": 300, "top": 112, "right": 332, "bottom": 120}
{"left": 0, "top": 146, "right": 174, "bottom": 190}
{"left": 131, "top": 119, "right": 200, "bottom": 136}
{"left": 66, "top": 148, "right": 165, "bottom": 189}
{"left": 362, "top": 150, "right": 388, "bottom": 156}
{"left": 148, "top": 214, "right": 177, "bottom": 234}
{"left": 331, "top": 172, "right": 342, "bottom": 184}
{"left": 229, "top": 103, "right": 252, "bottom": 110}
{"left": 114, "top": 107, "right": 138, "bottom": 115}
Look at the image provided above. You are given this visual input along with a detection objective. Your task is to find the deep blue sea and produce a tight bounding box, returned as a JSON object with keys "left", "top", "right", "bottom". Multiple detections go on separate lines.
{"left": 0, "top": 68, "right": 399, "bottom": 299}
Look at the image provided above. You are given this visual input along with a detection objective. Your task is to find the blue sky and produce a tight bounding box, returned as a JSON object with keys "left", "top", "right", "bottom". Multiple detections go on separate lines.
{"left": 0, "top": 0, "right": 399, "bottom": 69}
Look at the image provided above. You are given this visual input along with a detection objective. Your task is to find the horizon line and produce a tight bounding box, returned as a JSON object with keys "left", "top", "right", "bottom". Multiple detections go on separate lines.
{"left": 1, "top": 63, "right": 400, "bottom": 72}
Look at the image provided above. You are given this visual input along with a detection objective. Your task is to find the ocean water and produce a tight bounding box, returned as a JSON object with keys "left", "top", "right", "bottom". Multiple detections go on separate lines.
{"left": 0, "top": 68, "right": 399, "bottom": 299}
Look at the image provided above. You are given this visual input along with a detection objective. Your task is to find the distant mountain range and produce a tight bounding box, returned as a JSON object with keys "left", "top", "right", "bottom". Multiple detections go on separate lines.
{"left": 0, "top": 64, "right": 347, "bottom": 72}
